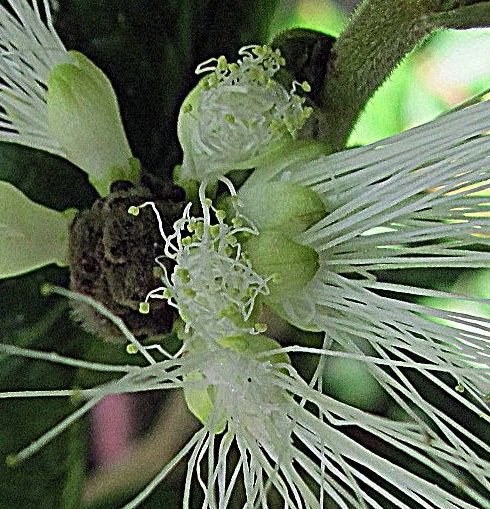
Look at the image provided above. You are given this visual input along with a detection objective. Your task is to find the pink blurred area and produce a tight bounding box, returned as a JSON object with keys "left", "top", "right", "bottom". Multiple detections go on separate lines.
{"left": 91, "top": 394, "right": 134, "bottom": 467}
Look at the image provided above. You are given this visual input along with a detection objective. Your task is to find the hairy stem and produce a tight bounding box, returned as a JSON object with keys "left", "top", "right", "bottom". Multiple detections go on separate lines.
{"left": 319, "top": 0, "right": 490, "bottom": 150}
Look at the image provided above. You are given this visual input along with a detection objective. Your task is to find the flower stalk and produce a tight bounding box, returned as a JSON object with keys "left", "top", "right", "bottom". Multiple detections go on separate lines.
{"left": 318, "top": 0, "right": 490, "bottom": 149}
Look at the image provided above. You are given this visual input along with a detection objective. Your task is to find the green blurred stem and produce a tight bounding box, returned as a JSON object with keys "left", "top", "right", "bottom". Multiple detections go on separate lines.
{"left": 429, "top": 3, "right": 490, "bottom": 29}
{"left": 319, "top": 0, "right": 490, "bottom": 150}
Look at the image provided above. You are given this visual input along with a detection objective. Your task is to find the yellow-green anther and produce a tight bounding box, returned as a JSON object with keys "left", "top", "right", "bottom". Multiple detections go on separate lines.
{"left": 209, "top": 224, "right": 220, "bottom": 237}
{"left": 46, "top": 51, "right": 137, "bottom": 196}
{"left": 183, "top": 288, "right": 197, "bottom": 298}
{"left": 254, "top": 323, "right": 268, "bottom": 333}
{"left": 215, "top": 209, "right": 226, "bottom": 222}
{"left": 39, "top": 283, "right": 55, "bottom": 297}
{"left": 0, "top": 181, "right": 76, "bottom": 279}
{"left": 126, "top": 344, "right": 138, "bottom": 354}
{"left": 139, "top": 302, "right": 150, "bottom": 314}
{"left": 176, "top": 268, "right": 191, "bottom": 283}
{"left": 244, "top": 230, "right": 319, "bottom": 303}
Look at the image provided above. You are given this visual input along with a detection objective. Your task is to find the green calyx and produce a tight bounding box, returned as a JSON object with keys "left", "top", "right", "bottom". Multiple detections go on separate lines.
{"left": 237, "top": 181, "right": 326, "bottom": 236}
{"left": 244, "top": 230, "right": 319, "bottom": 303}
{"left": 46, "top": 51, "right": 137, "bottom": 196}
{"left": 0, "top": 181, "right": 76, "bottom": 278}
{"left": 216, "top": 334, "right": 290, "bottom": 366}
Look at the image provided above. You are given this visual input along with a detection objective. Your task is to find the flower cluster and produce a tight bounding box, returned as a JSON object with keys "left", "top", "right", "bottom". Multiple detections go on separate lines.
{"left": 129, "top": 181, "right": 270, "bottom": 340}
{"left": 0, "top": 2, "right": 489, "bottom": 509}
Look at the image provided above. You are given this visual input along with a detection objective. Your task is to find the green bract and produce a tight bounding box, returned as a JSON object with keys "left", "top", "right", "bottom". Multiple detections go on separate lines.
{"left": 0, "top": 182, "right": 75, "bottom": 278}
{"left": 46, "top": 51, "right": 137, "bottom": 196}
{"left": 177, "top": 45, "right": 312, "bottom": 182}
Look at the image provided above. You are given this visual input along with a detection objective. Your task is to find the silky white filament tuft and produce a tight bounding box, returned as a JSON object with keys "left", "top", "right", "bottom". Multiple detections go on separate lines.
{"left": 0, "top": 0, "right": 72, "bottom": 154}
{"left": 178, "top": 45, "right": 313, "bottom": 181}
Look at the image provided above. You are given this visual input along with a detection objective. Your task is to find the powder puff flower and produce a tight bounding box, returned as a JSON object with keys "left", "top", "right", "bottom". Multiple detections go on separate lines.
{"left": 238, "top": 99, "right": 490, "bottom": 410}
{"left": 0, "top": 2, "right": 489, "bottom": 508}
{"left": 2, "top": 111, "right": 489, "bottom": 506}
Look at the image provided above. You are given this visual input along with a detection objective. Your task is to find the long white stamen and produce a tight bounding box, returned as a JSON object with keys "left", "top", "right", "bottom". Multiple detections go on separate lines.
{"left": 0, "top": 0, "right": 71, "bottom": 154}
{"left": 43, "top": 285, "right": 157, "bottom": 365}
{"left": 0, "top": 343, "right": 139, "bottom": 373}
{"left": 133, "top": 181, "right": 269, "bottom": 342}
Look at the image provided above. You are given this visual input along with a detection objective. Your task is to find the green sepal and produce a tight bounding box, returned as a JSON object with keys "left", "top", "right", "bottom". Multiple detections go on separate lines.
{"left": 183, "top": 371, "right": 227, "bottom": 434}
{"left": 172, "top": 164, "right": 199, "bottom": 205}
{"left": 46, "top": 51, "right": 136, "bottom": 196}
{"left": 216, "top": 334, "right": 290, "bottom": 366}
{"left": 0, "top": 181, "right": 76, "bottom": 279}
{"left": 244, "top": 229, "right": 318, "bottom": 303}
{"left": 237, "top": 181, "right": 326, "bottom": 236}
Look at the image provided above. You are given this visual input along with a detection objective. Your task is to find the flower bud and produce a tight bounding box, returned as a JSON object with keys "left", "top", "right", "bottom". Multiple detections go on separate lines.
{"left": 237, "top": 181, "right": 326, "bottom": 236}
{"left": 177, "top": 45, "right": 313, "bottom": 182}
{"left": 46, "top": 51, "right": 137, "bottom": 196}
{"left": 244, "top": 230, "right": 319, "bottom": 303}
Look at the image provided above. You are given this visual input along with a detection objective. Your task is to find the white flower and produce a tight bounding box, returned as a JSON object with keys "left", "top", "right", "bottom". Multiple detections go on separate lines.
{"left": 0, "top": 9, "right": 489, "bottom": 505}
{"left": 177, "top": 45, "right": 313, "bottom": 182}
{"left": 1, "top": 99, "right": 489, "bottom": 508}
{"left": 0, "top": 0, "right": 136, "bottom": 195}
{"left": 240, "top": 99, "right": 490, "bottom": 406}
{"left": 129, "top": 180, "right": 270, "bottom": 340}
